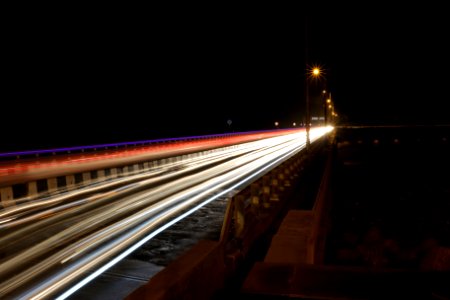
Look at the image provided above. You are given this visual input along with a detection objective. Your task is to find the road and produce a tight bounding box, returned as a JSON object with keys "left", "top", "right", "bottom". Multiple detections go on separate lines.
{"left": 0, "top": 127, "right": 332, "bottom": 299}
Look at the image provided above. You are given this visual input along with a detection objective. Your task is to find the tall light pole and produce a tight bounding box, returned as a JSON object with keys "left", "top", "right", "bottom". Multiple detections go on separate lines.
{"left": 325, "top": 92, "right": 331, "bottom": 125}
{"left": 305, "top": 73, "right": 311, "bottom": 149}
{"left": 304, "top": 17, "right": 324, "bottom": 149}
{"left": 322, "top": 89, "right": 327, "bottom": 126}
{"left": 305, "top": 17, "right": 310, "bottom": 150}
{"left": 306, "top": 66, "right": 322, "bottom": 148}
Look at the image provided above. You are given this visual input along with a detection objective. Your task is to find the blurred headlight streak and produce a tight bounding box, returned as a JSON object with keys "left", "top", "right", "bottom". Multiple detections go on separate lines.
{"left": 0, "top": 127, "right": 332, "bottom": 299}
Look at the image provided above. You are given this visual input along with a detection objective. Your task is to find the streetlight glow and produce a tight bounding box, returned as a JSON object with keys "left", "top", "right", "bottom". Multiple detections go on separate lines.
{"left": 308, "top": 65, "right": 325, "bottom": 81}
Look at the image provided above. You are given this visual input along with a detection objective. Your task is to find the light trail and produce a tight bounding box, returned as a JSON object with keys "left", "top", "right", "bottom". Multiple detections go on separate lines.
{"left": 0, "top": 127, "right": 332, "bottom": 299}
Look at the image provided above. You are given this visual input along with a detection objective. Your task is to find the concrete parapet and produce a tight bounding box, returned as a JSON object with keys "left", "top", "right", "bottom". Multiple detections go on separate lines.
{"left": 126, "top": 240, "right": 225, "bottom": 300}
{"left": 265, "top": 210, "right": 314, "bottom": 264}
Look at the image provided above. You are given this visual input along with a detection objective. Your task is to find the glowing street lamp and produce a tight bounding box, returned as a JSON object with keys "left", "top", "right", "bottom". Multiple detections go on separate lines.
{"left": 309, "top": 66, "right": 325, "bottom": 81}
{"left": 322, "top": 89, "right": 327, "bottom": 125}
{"left": 324, "top": 95, "right": 332, "bottom": 125}
{"left": 312, "top": 68, "right": 320, "bottom": 76}
{"left": 305, "top": 65, "right": 323, "bottom": 148}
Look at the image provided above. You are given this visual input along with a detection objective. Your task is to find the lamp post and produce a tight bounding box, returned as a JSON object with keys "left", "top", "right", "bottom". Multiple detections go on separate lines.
{"left": 305, "top": 66, "right": 322, "bottom": 148}
{"left": 325, "top": 92, "right": 331, "bottom": 125}
{"left": 322, "top": 89, "right": 327, "bottom": 126}
{"left": 305, "top": 17, "right": 310, "bottom": 150}
{"left": 305, "top": 75, "right": 311, "bottom": 149}
{"left": 328, "top": 103, "right": 333, "bottom": 124}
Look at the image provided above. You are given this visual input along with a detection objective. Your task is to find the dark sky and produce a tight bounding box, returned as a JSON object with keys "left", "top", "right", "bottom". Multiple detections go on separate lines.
{"left": 2, "top": 7, "right": 450, "bottom": 151}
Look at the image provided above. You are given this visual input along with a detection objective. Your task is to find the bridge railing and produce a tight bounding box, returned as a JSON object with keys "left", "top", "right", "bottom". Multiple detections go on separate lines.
{"left": 219, "top": 135, "right": 327, "bottom": 266}
{"left": 0, "top": 129, "right": 300, "bottom": 205}
{"left": 126, "top": 132, "right": 332, "bottom": 300}
{"left": 0, "top": 129, "right": 296, "bottom": 160}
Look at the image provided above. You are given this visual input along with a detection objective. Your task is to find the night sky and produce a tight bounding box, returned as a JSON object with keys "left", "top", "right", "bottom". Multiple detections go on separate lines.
{"left": 2, "top": 8, "right": 450, "bottom": 152}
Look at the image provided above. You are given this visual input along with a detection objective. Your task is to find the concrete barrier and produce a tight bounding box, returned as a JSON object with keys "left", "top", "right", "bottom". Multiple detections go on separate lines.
{"left": 126, "top": 240, "right": 226, "bottom": 300}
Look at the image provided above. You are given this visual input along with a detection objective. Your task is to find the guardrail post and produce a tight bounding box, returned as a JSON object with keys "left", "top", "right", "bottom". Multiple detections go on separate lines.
{"left": 27, "top": 181, "right": 38, "bottom": 197}
{"left": 82, "top": 172, "right": 91, "bottom": 185}
{"left": 1, "top": 187, "right": 14, "bottom": 207}
{"left": 234, "top": 195, "right": 245, "bottom": 238}
{"left": 97, "top": 169, "right": 105, "bottom": 181}
{"left": 250, "top": 183, "right": 260, "bottom": 209}
{"left": 277, "top": 172, "right": 286, "bottom": 192}
{"left": 110, "top": 168, "right": 118, "bottom": 179}
{"left": 66, "top": 175, "right": 75, "bottom": 190}
{"left": 262, "top": 175, "right": 271, "bottom": 208}
{"left": 288, "top": 164, "right": 297, "bottom": 180}
{"left": 283, "top": 168, "right": 291, "bottom": 187}
{"left": 47, "top": 178, "right": 57, "bottom": 193}
{"left": 270, "top": 172, "right": 280, "bottom": 202}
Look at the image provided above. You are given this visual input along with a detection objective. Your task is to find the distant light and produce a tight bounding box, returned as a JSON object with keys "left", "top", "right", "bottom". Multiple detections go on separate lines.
{"left": 293, "top": 122, "right": 296, "bottom": 126}
{"left": 322, "top": 89, "right": 326, "bottom": 94}
{"left": 312, "top": 68, "right": 320, "bottom": 76}
{"left": 274, "top": 121, "right": 279, "bottom": 127}
{"left": 326, "top": 98, "right": 331, "bottom": 103}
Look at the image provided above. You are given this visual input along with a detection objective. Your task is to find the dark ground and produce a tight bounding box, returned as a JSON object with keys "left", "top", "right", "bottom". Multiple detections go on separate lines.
{"left": 325, "top": 126, "right": 450, "bottom": 270}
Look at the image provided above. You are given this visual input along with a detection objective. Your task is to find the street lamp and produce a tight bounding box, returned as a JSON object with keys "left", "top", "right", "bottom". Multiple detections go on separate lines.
{"left": 305, "top": 66, "right": 322, "bottom": 148}
{"left": 324, "top": 93, "right": 331, "bottom": 125}
{"left": 322, "top": 89, "right": 327, "bottom": 126}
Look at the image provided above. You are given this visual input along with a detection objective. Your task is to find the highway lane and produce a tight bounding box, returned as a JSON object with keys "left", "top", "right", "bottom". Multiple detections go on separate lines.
{"left": 0, "top": 127, "right": 332, "bottom": 299}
